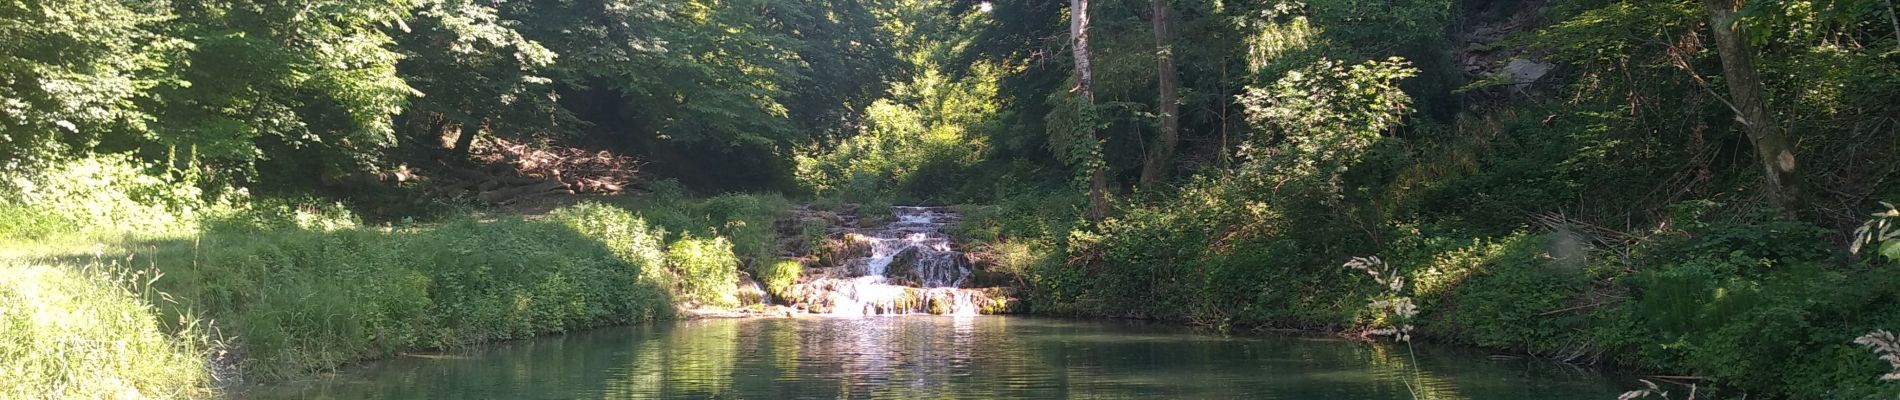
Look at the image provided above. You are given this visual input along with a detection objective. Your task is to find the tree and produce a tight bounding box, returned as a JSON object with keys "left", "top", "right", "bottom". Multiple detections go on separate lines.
{"left": 395, "top": 0, "right": 564, "bottom": 156}
{"left": 1237, "top": 58, "right": 1416, "bottom": 202}
{"left": 1138, "top": 0, "right": 1180, "bottom": 189}
{"left": 1070, "top": 0, "right": 1110, "bottom": 220}
{"left": 160, "top": 0, "right": 417, "bottom": 185}
{"left": 0, "top": 0, "right": 175, "bottom": 169}
{"left": 1702, "top": 0, "right": 1802, "bottom": 212}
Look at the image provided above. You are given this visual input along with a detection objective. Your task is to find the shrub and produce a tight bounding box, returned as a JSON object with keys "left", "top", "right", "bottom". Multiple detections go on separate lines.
{"left": 1417, "top": 234, "right": 1593, "bottom": 355}
{"left": 0, "top": 154, "right": 221, "bottom": 241}
{"left": 549, "top": 202, "right": 668, "bottom": 280}
{"left": 116, "top": 201, "right": 678, "bottom": 379}
{"left": 699, "top": 193, "right": 790, "bottom": 269}
{"left": 758, "top": 259, "right": 802, "bottom": 301}
{"left": 667, "top": 234, "right": 740, "bottom": 307}
{"left": 792, "top": 73, "right": 994, "bottom": 203}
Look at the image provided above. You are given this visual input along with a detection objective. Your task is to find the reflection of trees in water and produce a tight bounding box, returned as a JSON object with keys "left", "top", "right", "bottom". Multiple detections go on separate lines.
{"left": 257, "top": 317, "right": 1628, "bottom": 399}
{"left": 764, "top": 317, "right": 802, "bottom": 384}
{"left": 1363, "top": 342, "right": 1464, "bottom": 400}
{"left": 603, "top": 320, "right": 739, "bottom": 398}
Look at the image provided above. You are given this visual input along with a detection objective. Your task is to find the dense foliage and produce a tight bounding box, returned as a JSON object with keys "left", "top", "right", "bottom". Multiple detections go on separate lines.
{"left": 2, "top": 0, "right": 902, "bottom": 195}
{"left": 922, "top": 0, "right": 1900, "bottom": 398}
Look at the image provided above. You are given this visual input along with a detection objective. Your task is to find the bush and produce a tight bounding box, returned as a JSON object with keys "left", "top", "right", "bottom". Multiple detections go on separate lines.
{"left": 118, "top": 202, "right": 677, "bottom": 379}
{"left": 0, "top": 154, "right": 223, "bottom": 241}
{"left": 666, "top": 234, "right": 741, "bottom": 307}
{"left": 758, "top": 259, "right": 802, "bottom": 301}
{"left": 549, "top": 202, "right": 669, "bottom": 284}
{"left": 613, "top": 192, "right": 789, "bottom": 275}
{"left": 793, "top": 73, "right": 995, "bottom": 204}
{"left": 699, "top": 193, "right": 790, "bottom": 269}
{"left": 0, "top": 181, "right": 790, "bottom": 385}
{"left": 1416, "top": 234, "right": 1594, "bottom": 354}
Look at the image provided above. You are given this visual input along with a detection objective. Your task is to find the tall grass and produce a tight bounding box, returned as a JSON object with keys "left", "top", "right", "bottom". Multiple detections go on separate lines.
{"left": 1, "top": 158, "right": 795, "bottom": 389}
{"left": 0, "top": 262, "right": 209, "bottom": 398}
{"left": 127, "top": 208, "right": 681, "bottom": 378}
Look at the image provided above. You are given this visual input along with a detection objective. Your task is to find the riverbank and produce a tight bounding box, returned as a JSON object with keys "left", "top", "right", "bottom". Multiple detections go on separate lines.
{"left": 947, "top": 192, "right": 1900, "bottom": 399}
{"left": 9, "top": 182, "right": 1897, "bottom": 399}
{"left": 0, "top": 173, "right": 800, "bottom": 396}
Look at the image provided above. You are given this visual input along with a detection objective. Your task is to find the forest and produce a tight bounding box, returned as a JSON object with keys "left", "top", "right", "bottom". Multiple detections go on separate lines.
{"left": 4, "top": 0, "right": 1900, "bottom": 398}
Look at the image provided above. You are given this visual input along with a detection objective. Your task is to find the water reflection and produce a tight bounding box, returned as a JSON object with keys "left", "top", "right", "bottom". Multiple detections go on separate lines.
{"left": 251, "top": 317, "right": 1629, "bottom": 399}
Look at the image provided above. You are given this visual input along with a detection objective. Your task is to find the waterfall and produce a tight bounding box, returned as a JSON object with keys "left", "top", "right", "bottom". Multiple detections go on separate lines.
{"left": 822, "top": 207, "right": 980, "bottom": 316}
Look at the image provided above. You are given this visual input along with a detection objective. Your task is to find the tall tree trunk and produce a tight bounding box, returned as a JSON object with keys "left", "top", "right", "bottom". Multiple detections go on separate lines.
{"left": 1886, "top": 0, "right": 1900, "bottom": 51}
{"left": 1703, "top": 0, "right": 1802, "bottom": 212}
{"left": 427, "top": 114, "right": 453, "bottom": 150}
{"left": 452, "top": 117, "right": 486, "bottom": 155}
{"left": 1139, "top": 0, "right": 1180, "bottom": 190}
{"left": 1071, "top": 0, "right": 1110, "bottom": 220}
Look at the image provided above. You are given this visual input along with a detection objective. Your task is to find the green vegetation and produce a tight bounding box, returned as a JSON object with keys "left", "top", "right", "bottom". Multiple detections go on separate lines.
{"left": 926, "top": 0, "right": 1900, "bottom": 397}
{"left": 1, "top": 263, "right": 209, "bottom": 398}
{"left": 0, "top": 158, "right": 790, "bottom": 393}
{"left": 665, "top": 235, "right": 741, "bottom": 308}
{"left": 6, "top": 0, "right": 1900, "bottom": 397}
{"left": 151, "top": 207, "right": 678, "bottom": 377}
{"left": 758, "top": 259, "right": 803, "bottom": 302}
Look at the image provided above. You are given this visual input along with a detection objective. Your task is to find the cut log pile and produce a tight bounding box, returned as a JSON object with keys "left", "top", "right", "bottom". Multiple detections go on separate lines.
{"left": 433, "top": 137, "right": 643, "bottom": 205}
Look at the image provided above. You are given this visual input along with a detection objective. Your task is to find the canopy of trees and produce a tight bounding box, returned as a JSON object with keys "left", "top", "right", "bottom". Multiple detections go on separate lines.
{"left": 1, "top": 0, "right": 903, "bottom": 193}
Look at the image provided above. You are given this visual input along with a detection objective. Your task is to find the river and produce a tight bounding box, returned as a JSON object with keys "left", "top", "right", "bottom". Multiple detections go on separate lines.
{"left": 249, "top": 316, "right": 1631, "bottom": 399}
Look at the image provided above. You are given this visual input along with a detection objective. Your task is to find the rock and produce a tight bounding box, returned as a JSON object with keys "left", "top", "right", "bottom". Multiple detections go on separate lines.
{"left": 736, "top": 274, "right": 767, "bottom": 306}
{"left": 1504, "top": 58, "right": 1554, "bottom": 85}
{"left": 884, "top": 247, "right": 971, "bottom": 288}
{"left": 884, "top": 247, "right": 925, "bottom": 286}
{"left": 819, "top": 233, "right": 874, "bottom": 269}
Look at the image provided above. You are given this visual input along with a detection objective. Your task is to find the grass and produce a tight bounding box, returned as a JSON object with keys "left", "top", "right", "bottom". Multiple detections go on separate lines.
{"left": 146, "top": 211, "right": 680, "bottom": 378}
{"left": 0, "top": 160, "right": 799, "bottom": 393}
{"left": 0, "top": 262, "right": 209, "bottom": 398}
{"left": 1, "top": 189, "right": 795, "bottom": 393}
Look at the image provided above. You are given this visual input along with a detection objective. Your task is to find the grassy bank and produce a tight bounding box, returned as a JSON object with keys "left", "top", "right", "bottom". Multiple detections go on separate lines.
{"left": 955, "top": 191, "right": 1900, "bottom": 398}
{"left": 126, "top": 203, "right": 681, "bottom": 379}
{"left": 0, "top": 159, "right": 793, "bottom": 394}
{"left": 1, "top": 263, "right": 210, "bottom": 398}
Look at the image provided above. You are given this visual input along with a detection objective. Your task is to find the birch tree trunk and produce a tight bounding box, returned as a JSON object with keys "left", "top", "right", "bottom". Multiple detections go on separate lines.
{"left": 1071, "top": 0, "right": 1110, "bottom": 220}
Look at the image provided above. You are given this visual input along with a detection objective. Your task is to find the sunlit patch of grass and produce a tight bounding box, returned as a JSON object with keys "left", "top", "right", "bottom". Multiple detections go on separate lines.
{"left": 0, "top": 262, "right": 209, "bottom": 398}
{"left": 2, "top": 160, "right": 789, "bottom": 386}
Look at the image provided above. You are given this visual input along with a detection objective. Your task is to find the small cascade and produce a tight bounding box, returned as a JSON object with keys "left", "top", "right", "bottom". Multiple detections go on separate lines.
{"left": 783, "top": 206, "right": 1008, "bottom": 316}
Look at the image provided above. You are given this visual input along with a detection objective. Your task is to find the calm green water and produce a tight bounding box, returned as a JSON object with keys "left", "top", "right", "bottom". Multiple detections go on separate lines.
{"left": 251, "top": 316, "right": 1630, "bottom": 399}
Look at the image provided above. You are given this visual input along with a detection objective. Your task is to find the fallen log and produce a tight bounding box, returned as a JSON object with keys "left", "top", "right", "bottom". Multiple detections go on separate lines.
{"left": 477, "top": 180, "right": 565, "bottom": 203}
